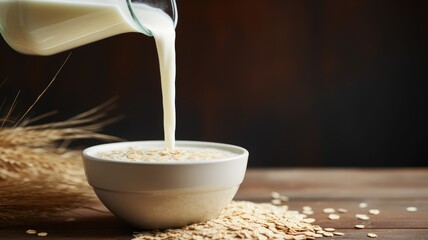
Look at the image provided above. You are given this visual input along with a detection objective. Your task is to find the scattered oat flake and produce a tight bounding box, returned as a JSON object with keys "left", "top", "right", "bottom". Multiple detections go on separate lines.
{"left": 280, "top": 195, "right": 289, "bottom": 202}
{"left": 406, "top": 207, "right": 418, "bottom": 212}
{"left": 323, "top": 208, "right": 335, "bottom": 213}
{"left": 303, "top": 218, "right": 316, "bottom": 223}
{"left": 324, "top": 228, "right": 335, "bottom": 232}
{"left": 26, "top": 229, "right": 37, "bottom": 235}
{"left": 334, "top": 232, "right": 345, "bottom": 236}
{"left": 337, "top": 208, "right": 348, "bottom": 213}
{"left": 367, "top": 233, "right": 378, "bottom": 238}
{"left": 271, "top": 199, "right": 282, "bottom": 205}
{"left": 304, "top": 231, "right": 315, "bottom": 237}
{"left": 37, "top": 232, "right": 48, "bottom": 237}
{"left": 133, "top": 201, "right": 325, "bottom": 240}
{"left": 271, "top": 191, "right": 281, "bottom": 199}
{"left": 323, "top": 232, "right": 334, "bottom": 237}
{"left": 303, "top": 206, "right": 312, "bottom": 211}
{"left": 369, "top": 209, "right": 380, "bottom": 215}
{"left": 314, "top": 226, "right": 323, "bottom": 231}
{"left": 359, "top": 202, "right": 368, "bottom": 208}
{"left": 328, "top": 214, "right": 340, "bottom": 220}
{"left": 356, "top": 214, "right": 370, "bottom": 220}
{"left": 355, "top": 224, "right": 365, "bottom": 229}
{"left": 303, "top": 209, "right": 314, "bottom": 215}
{"left": 293, "top": 235, "right": 306, "bottom": 240}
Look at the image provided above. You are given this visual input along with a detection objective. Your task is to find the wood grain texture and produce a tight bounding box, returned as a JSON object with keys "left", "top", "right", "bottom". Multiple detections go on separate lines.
{"left": 1, "top": 168, "right": 427, "bottom": 239}
{"left": 237, "top": 168, "right": 428, "bottom": 199}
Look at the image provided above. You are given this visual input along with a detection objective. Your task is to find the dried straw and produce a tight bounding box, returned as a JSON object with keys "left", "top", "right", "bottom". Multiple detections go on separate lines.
{"left": 0, "top": 178, "right": 94, "bottom": 224}
{"left": 0, "top": 101, "right": 120, "bottom": 225}
{"left": 0, "top": 99, "right": 121, "bottom": 181}
{"left": 0, "top": 53, "right": 120, "bottom": 225}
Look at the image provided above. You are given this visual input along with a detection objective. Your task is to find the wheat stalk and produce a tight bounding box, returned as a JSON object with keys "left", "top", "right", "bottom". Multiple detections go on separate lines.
{"left": 0, "top": 102, "right": 121, "bottom": 225}
{"left": 0, "top": 54, "right": 121, "bottom": 225}
{"left": 0, "top": 177, "right": 97, "bottom": 224}
{"left": 0, "top": 100, "right": 121, "bottom": 180}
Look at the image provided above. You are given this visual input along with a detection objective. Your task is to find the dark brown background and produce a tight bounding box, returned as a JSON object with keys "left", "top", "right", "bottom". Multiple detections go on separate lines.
{"left": 0, "top": 0, "right": 427, "bottom": 167}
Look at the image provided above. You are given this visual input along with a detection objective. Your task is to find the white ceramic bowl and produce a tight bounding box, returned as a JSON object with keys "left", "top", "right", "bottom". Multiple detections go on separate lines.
{"left": 82, "top": 141, "right": 248, "bottom": 229}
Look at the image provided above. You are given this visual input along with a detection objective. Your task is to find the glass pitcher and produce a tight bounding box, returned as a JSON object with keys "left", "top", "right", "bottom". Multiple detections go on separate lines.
{"left": 0, "top": 0, "right": 178, "bottom": 55}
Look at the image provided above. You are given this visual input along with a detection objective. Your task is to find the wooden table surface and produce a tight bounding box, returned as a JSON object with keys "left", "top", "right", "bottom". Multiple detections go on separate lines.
{"left": 1, "top": 168, "right": 427, "bottom": 239}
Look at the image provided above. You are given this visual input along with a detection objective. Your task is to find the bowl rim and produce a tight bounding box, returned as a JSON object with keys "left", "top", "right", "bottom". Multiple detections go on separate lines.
{"left": 82, "top": 140, "right": 249, "bottom": 166}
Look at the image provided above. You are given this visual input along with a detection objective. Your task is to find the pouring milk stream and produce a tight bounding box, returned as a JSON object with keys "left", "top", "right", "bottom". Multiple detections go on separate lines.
{"left": 0, "top": 0, "right": 178, "bottom": 149}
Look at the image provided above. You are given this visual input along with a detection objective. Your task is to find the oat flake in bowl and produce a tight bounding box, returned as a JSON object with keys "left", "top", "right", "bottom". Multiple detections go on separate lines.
{"left": 98, "top": 147, "right": 236, "bottom": 162}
